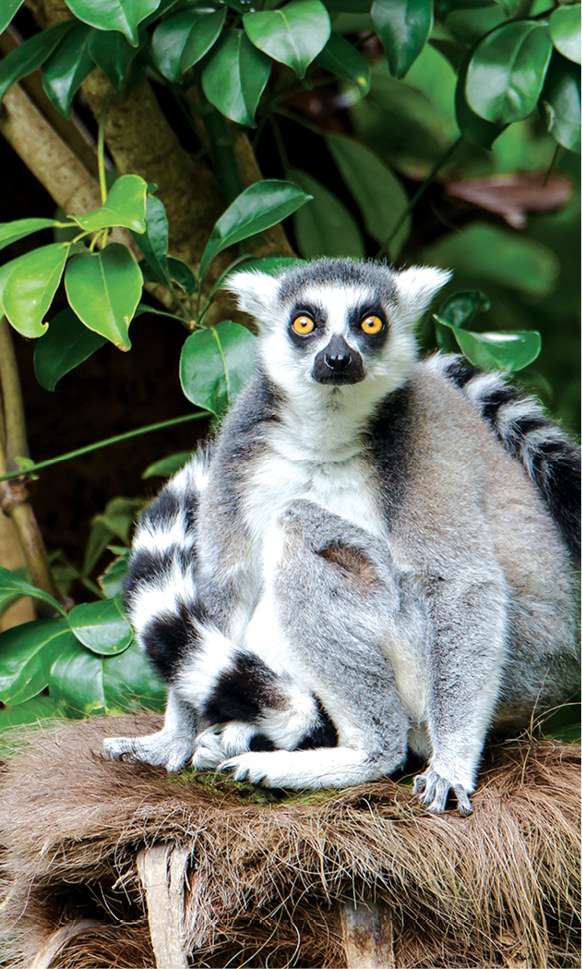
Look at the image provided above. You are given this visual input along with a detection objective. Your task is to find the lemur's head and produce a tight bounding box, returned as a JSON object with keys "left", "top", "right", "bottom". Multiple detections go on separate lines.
{"left": 226, "top": 259, "right": 450, "bottom": 401}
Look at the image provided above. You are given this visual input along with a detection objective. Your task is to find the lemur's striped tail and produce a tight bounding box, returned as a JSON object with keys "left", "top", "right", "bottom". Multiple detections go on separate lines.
{"left": 122, "top": 449, "right": 212, "bottom": 681}
{"left": 427, "top": 354, "right": 581, "bottom": 559}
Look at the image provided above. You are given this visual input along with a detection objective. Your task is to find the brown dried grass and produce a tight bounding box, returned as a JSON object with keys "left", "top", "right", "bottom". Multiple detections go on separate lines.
{"left": 0, "top": 714, "right": 579, "bottom": 969}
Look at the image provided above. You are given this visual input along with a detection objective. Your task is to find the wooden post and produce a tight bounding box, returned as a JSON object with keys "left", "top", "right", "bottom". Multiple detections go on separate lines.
{"left": 137, "top": 845, "right": 190, "bottom": 969}
{"left": 340, "top": 899, "right": 397, "bottom": 969}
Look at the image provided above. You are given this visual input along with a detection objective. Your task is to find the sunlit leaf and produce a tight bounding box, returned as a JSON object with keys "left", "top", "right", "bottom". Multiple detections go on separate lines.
{"left": 64, "top": 244, "right": 143, "bottom": 350}
{"left": 152, "top": 7, "right": 226, "bottom": 81}
{"left": 142, "top": 451, "right": 193, "bottom": 478}
{"left": 371, "top": 0, "right": 433, "bottom": 79}
{"left": 243, "top": 0, "right": 331, "bottom": 78}
{"left": 434, "top": 318, "right": 542, "bottom": 371}
{"left": 0, "top": 217, "right": 62, "bottom": 252}
{"left": 199, "top": 179, "right": 311, "bottom": 283}
{"left": 201, "top": 28, "right": 271, "bottom": 126}
{"left": 70, "top": 174, "right": 148, "bottom": 233}
{"left": 68, "top": 597, "right": 133, "bottom": 655}
{"left": 549, "top": 4, "right": 581, "bottom": 65}
{"left": 180, "top": 320, "right": 257, "bottom": 417}
{"left": 466, "top": 20, "right": 553, "bottom": 124}
{"left": 2, "top": 243, "right": 69, "bottom": 339}
{"left": 64, "top": 0, "right": 162, "bottom": 46}
{"left": 0, "top": 619, "right": 74, "bottom": 705}
{"left": 33, "top": 308, "right": 106, "bottom": 391}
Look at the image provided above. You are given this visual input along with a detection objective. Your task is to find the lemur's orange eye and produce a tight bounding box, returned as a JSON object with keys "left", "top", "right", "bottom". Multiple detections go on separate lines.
{"left": 360, "top": 315, "right": 384, "bottom": 335}
{"left": 292, "top": 315, "right": 315, "bottom": 335}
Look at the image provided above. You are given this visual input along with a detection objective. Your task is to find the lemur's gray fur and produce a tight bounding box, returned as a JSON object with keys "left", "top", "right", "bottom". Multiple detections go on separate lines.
{"left": 103, "top": 259, "right": 580, "bottom": 816}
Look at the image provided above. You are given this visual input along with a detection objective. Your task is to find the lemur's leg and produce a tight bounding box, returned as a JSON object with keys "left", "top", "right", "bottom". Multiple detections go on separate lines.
{"left": 103, "top": 688, "right": 197, "bottom": 770}
{"left": 220, "top": 501, "right": 411, "bottom": 789}
{"left": 413, "top": 565, "right": 509, "bottom": 816}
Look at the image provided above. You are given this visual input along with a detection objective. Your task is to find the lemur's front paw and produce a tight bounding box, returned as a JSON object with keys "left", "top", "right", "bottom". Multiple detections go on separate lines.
{"left": 413, "top": 769, "right": 473, "bottom": 817}
{"left": 103, "top": 733, "right": 194, "bottom": 772}
{"left": 191, "top": 723, "right": 255, "bottom": 769}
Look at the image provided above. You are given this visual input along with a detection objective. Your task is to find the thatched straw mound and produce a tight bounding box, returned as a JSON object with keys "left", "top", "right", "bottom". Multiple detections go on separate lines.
{"left": 0, "top": 714, "right": 579, "bottom": 969}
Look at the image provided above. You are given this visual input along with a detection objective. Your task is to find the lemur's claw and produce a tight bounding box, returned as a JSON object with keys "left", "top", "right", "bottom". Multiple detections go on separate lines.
{"left": 413, "top": 769, "right": 473, "bottom": 817}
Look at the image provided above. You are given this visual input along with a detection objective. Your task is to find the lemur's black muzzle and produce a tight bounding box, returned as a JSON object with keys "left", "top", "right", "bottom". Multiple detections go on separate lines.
{"left": 312, "top": 335, "right": 365, "bottom": 385}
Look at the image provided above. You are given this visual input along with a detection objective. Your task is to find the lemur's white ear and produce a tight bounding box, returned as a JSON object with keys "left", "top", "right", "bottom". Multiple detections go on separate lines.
{"left": 395, "top": 265, "right": 452, "bottom": 325}
{"left": 223, "top": 271, "right": 279, "bottom": 320}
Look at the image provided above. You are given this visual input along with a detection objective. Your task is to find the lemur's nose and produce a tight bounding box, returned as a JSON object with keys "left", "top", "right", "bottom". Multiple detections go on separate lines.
{"left": 324, "top": 351, "right": 352, "bottom": 372}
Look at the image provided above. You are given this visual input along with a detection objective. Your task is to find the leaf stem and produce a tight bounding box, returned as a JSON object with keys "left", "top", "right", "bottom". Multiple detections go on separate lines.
{"left": 376, "top": 136, "right": 463, "bottom": 259}
{"left": 97, "top": 95, "right": 111, "bottom": 206}
{"left": 0, "top": 411, "right": 208, "bottom": 483}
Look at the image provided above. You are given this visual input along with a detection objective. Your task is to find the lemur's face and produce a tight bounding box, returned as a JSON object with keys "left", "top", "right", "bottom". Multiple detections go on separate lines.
{"left": 226, "top": 259, "right": 451, "bottom": 401}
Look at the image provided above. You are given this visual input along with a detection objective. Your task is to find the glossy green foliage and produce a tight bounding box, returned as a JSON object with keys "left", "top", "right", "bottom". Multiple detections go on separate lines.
{"left": 64, "top": 0, "right": 162, "bottom": 45}
{"left": 142, "top": 451, "right": 193, "bottom": 478}
{"left": 68, "top": 597, "right": 133, "bottom": 655}
{"left": 455, "top": 57, "right": 505, "bottom": 149}
{"left": 180, "top": 321, "right": 258, "bottom": 416}
{"left": 0, "top": 22, "right": 74, "bottom": 104}
{"left": 316, "top": 32, "right": 370, "bottom": 95}
{"left": 0, "top": 566, "right": 67, "bottom": 618}
{"left": 131, "top": 192, "right": 170, "bottom": 282}
{"left": 70, "top": 174, "right": 148, "bottom": 233}
{"left": 0, "top": 620, "right": 73, "bottom": 706}
{"left": 33, "top": 308, "right": 106, "bottom": 392}
{"left": 0, "top": 217, "right": 61, "bottom": 252}
{"left": 286, "top": 168, "right": 365, "bottom": 259}
{"left": 2, "top": 243, "right": 69, "bottom": 338}
{"left": 202, "top": 29, "right": 271, "bottom": 126}
{"left": 371, "top": 0, "right": 433, "bottom": 79}
{"left": 88, "top": 29, "right": 139, "bottom": 90}
{"left": 549, "top": 4, "right": 581, "bottom": 65}
{"left": 41, "top": 22, "right": 94, "bottom": 117}
{"left": 434, "top": 290, "right": 541, "bottom": 371}
{"left": 199, "top": 179, "right": 312, "bottom": 283}
{"left": 466, "top": 21, "right": 553, "bottom": 124}
{"left": 152, "top": 7, "right": 226, "bottom": 81}
{"left": 243, "top": 0, "right": 331, "bottom": 78}
{"left": 541, "top": 53, "right": 581, "bottom": 154}
{"left": 0, "top": 0, "right": 25, "bottom": 34}
{"left": 65, "top": 245, "right": 143, "bottom": 350}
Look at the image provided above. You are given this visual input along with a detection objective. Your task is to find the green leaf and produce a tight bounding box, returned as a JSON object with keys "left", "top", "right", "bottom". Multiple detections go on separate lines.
{"left": 180, "top": 320, "right": 257, "bottom": 417}
{"left": 152, "top": 7, "right": 226, "bottom": 81}
{"left": 65, "top": 244, "right": 143, "bottom": 350}
{"left": 437, "top": 290, "right": 491, "bottom": 328}
{"left": 142, "top": 451, "right": 193, "bottom": 478}
{"left": 2, "top": 243, "right": 69, "bottom": 339}
{"left": 49, "top": 640, "right": 108, "bottom": 717}
{"left": 466, "top": 20, "right": 553, "bottom": 125}
{"left": 41, "top": 22, "right": 94, "bottom": 117}
{"left": 167, "top": 256, "right": 197, "bottom": 294}
{"left": 101, "top": 640, "right": 167, "bottom": 713}
{"left": 0, "top": 217, "right": 63, "bottom": 252}
{"left": 455, "top": 56, "right": 505, "bottom": 149}
{"left": 0, "top": 619, "right": 74, "bottom": 705}
{"left": 286, "top": 168, "right": 365, "bottom": 259}
{"left": 64, "top": 0, "right": 162, "bottom": 46}
{"left": 434, "top": 319, "right": 542, "bottom": 372}
{"left": 0, "top": 695, "right": 57, "bottom": 730}
{"left": 131, "top": 192, "right": 170, "bottom": 281}
{"left": 68, "top": 597, "right": 133, "bottom": 655}
{"left": 541, "top": 52, "right": 581, "bottom": 153}
{"left": 199, "top": 179, "right": 311, "bottom": 284}
{"left": 98, "top": 552, "right": 129, "bottom": 599}
{"left": 33, "top": 308, "right": 106, "bottom": 392}
{"left": 549, "top": 4, "right": 581, "bottom": 64}
{"left": 371, "top": 0, "right": 433, "bottom": 79}
{"left": 243, "top": 0, "right": 331, "bottom": 78}
{"left": 201, "top": 27, "right": 271, "bottom": 126}
{"left": 422, "top": 224, "right": 560, "bottom": 298}
{"left": 88, "top": 28, "right": 139, "bottom": 89}
{"left": 316, "top": 31, "right": 370, "bottom": 94}
{"left": 0, "top": 22, "right": 74, "bottom": 104}
{"left": 0, "top": 565, "right": 66, "bottom": 618}
{"left": 0, "top": 0, "right": 26, "bottom": 34}
{"left": 70, "top": 174, "right": 148, "bottom": 233}
{"left": 325, "top": 134, "right": 410, "bottom": 256}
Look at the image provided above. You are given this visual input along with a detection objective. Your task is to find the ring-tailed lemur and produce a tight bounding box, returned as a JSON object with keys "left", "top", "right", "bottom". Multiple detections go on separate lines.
{"left": 104, "top": 259, "right": 580, "bottom": 816}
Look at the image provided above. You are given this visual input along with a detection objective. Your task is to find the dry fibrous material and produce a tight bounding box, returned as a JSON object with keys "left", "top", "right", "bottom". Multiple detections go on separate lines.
{"left": 0, "top": 715, "right": 579, "bottom": 969}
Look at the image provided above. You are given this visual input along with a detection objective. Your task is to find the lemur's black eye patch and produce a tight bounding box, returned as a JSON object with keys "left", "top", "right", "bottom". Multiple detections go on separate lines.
{"left": 288, "top": 303, "right": 326, "bottom": 345}
{"left": 348, "top": 302, "right": 389, "bottom": 347}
